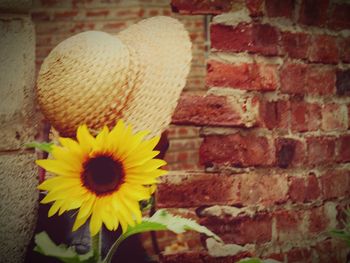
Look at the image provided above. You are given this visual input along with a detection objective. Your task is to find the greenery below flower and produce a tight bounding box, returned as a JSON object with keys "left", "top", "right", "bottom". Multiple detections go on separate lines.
{"left": 34, "top": 209, "right": 222, "bottom": 263}
{"left": 330, "top": 207, "right": 350, "bottom": 247}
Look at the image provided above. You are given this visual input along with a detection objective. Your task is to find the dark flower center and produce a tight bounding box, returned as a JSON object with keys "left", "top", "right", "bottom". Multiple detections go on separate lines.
{"left": 82, "top": 155, "right": 124, "bottom": 195}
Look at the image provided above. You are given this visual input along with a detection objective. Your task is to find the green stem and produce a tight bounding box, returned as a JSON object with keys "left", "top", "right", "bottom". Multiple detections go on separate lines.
{"left": 92, "top": 231, "right": 102, "bottom": 263}
{"left": 102, "top": 234, "right": 127, "bottom": 263}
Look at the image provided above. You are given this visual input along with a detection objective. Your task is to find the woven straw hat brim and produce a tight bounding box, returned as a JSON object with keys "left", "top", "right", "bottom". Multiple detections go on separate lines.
{"left": 117, "top": 16, "right": 192, "bottom": 137}
{"left": 36, "top": 16, "right": 192, "bottom": 137}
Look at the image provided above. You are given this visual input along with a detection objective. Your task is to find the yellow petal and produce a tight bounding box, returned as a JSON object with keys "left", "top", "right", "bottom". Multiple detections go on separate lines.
{"left": 48, "top": 200, "right": 63, "bottom": 217}
{"left": 77, "top": 195, "right": 95, "bottom": 220}
{"left": 121, "top": 130, "right": 150, "bottom": 159}
{"left": 111, "top": 193, "right": 135, "bottom": 227}
{"left": 77, "top": 124, "right": 95, "bottom": 153}
{"left": 36, "top": 159, "right": 79, "bottom": 176}
{"left": 107, "top": 120, "right": 125, "bottom": 152}
{"left": 90, "top": 201, "right": 103, "bottom": 236}
{"left": 93, "top": 126, "right": 109, "bottom": 152}
{"left": 51, "top": 146, "right": 83, "bottom": 171}
{"left": 119, "top": 195, "right": 142, "bottom": 223}
{"left": 123, "top": 150, "right": 160, "bottom": 168}
{"left": 119, "top": 184, "right": 150, "bottom": 201}
{"left": 72, "top": 213, "right": 90, "bottom": 232}
{"left": 128, "top": 159, "right": 166, "bottom": 173}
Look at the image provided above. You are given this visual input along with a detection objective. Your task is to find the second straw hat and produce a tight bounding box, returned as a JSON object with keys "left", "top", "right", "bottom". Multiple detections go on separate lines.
{"left": 36, "top": 16, "right": 192, "bottom": 137}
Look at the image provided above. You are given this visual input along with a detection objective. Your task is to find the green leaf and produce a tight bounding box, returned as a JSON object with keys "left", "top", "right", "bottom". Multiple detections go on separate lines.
{"left": 103, "top": 209, "right": 222, "bottom": 263}
{"left": 26, "top": 142, "right": 53, "bottom": 153}
{"left": 145, "top": 209, "right": 222, "bottom": 242}
{"left": 34, "top": 232, "right": 94, "bottom": 263}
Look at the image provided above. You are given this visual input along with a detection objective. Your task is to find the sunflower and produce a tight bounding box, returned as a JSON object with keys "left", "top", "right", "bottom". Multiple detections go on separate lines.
{"left": 36, "top": 120, "right": 167, "bottom": 236}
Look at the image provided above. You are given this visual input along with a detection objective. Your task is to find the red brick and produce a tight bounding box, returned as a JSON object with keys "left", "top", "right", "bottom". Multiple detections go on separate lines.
{"left": 309, "top": 206, "right": 331, "bottom": 234}
{"left": 291, "top": 100, "right": 308, "bottom": 132}
{"left": 307, "top": 136, "right": 336, "bottom": 166}
{"left": 210, "top": 23, "right": 252, "bottom": 52}
{"left": 170, "top": 0, "right": 233, "bottom": 15}
{"left": 31, "top": 11, "right": 51, "bottom": 21}
{"left": 338, "top": 37, "right": 350, "bottom": 63}
{"left": 200, "top": 213, "right": 273, "bottom": 245}
{"left": 276, "top": 138, "right": 305, "bottom": 168}
{"left": 86, "top": 10, "right": 109, "bottom": 17}
{"left": 156, "top": 173, "right": 240, "bottom": 208}
{"left": 265, "top": 0, "right": 294, "bottom": 18}
{"left": 321, "top": 103, "right": 348, "bottom": 131}
{"left": 312, "top": 238, "right": 346, "bottom": 263}
{"left": 309, "top": 35, "right": 339, "bottom": 64}
{"left": 320, "top": 170, "right": 349, "bottom": 199}
{"left": 287, "top": 247, "right": 312, "bottom": 263}
{"left": 206, "top": 60, "right": 278, "bottom": 91}
{"left": 171, "top": 94, "right": 258, "bottom": 127}
{"left": 240, "top": 173, "right": 289, "bottom": 206}
{"left": 307, "top": 103, "right": 321, "bottom": 131}
{"left": 259, "top": 100, "right": 290, "bottom": 130}
{"left": 280, "top": 63, "right": 307, "bottom": 94}
{"left": 275, "top": 210, "right": 306, "bottom": 241}
{"left": 246, "top": 0, "right": 264, "bottom": 17}
{"left": 288, "top": 174, "right": 321, "bottom": 203}
{"left": 210, "top": 23, "right": 279, "bottom": 56}
{"left": 306, "top": 66, "right": 335, "bottom": 95}
{"left": 281, "top": 31, "right": 311, "bottom": 60}
{"left": 54, "top": 10, "right": 79, "bottom": 20}
{"left": 298, "top": 0, "right": 329, "bottom": 26}
{"left": 328, "top": 4, "right": 350, "bottom": 30}
{"left": 250, "top": 24, "right": 280, "bottom": 56}
{"left": 200, "top": 133, "right": 275, "bottom": 167}
{"left": 337, "top": 135, "right": 350, "bottom": 163}
{"left": 160, "top": 250, "right": 251, "bottom": 263}
{"left": 336, "top": 69, "right": 350, "bottom": 95}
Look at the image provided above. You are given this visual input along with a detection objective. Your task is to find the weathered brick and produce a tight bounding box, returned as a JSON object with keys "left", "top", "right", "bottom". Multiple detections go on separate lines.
{"left": 210, "top": 23, "right": 279, "bottom": 56}
{"left": 307, "top": 103, "right": 322, "bottom": 131}
{"left": 276, "top": 138, "right": 305, "bottom": 168}
{"left": 307, "top": 136, "right": 336, "bottom": 166}
{"left": 287, "top": 247, "right": 312, "bottom": 263}
{"left": 309, "top": 206, "right": 331, "bottom": 234}
{"left": 312, "top": 238, "right": 348, "bottom": 263}
{"left": 156, "top": 172, "right": 240, "bottom": 208}
{"left": 210, "top": 23, "right": 252, "bottom": 52}
{"left": 306, "top": 66, "right": 335, "bottom": 95}
{"left": 280, "top": 63, "right": 307, "bottom": 94}
{"left": 172, "top": 94, "right": 258, "bottom": 127}
{"left": 336, "top": 69, "right": 350, "bottom": 95}
{"left": 337, "top": 135, "right": 350, "bottom": 163}
{"left": 246, "top": 0, "right": 264, "bottom": 17}
{"left": 291, "top": 100, "right": 308, "bottom": 132}
{"left": 328, "top": 3, "right": 350, "bottom": 30}
{"left": 200, "top": 133, "right": 275, "bottom": 167}
{"left": 170, "top": 0, "right": 233, "bottom": 15}
{"left": 288, "top": 173, "right": 321, "bottom": 203}
{"left": 275, "top": 210, "right": 307, "bottom": 241}
{"left": 160, "top": 250, "right": 251, "bottom": 263}
{"left": 240, "top": 173, "right": 289, "bottom": 206}
{"left": 200, "top": 213, "right": 273, "bottom": 245}
{"left": 321, "top": 103, "right": 348, "bottom": 131}
{"left": 265, "top": 0, "right": 294, "bottom": 18}
{"left": 320, "top": 170, "right": 349, "bottom": 199}
{"left": 281, "top": 31, "right": 310, "bottom": 60}
{"left": 53, "top": 10, "right": 79, "bottom": 20}
{"left": 338, "top": 37, "right": 350, "bottom": 63}
{"left": 298, "top": 0, "right": 329, "bottom": 26}
{"left": 207, "top": 60, "right": 278, "bottom": 91}
{"left": 85, "top": 10, "right": 109, "bottom": 17}
{"left": 309, "top": 35, "right": 339, "bottom": 64}
{"left": 259, "top": 100, "right": 290, "bottom": 130}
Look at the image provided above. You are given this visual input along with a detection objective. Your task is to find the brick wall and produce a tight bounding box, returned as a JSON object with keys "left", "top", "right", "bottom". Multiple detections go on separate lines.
{"left": 0, "top": 0, "right": 41, "bottom": 262}
{"left": 156, "top": 0, "right": 350, "bottom": 262}
{"left": 31, "top": 0, "right": 207, "bottom": 171}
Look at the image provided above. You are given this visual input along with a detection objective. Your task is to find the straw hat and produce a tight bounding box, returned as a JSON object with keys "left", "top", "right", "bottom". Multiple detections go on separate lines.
{"left": 36, "top": 16, "right": 192, "bottom": 137}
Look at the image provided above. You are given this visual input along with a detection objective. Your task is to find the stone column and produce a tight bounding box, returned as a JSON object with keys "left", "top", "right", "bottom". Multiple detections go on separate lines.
{"left": 0, "top": 1, "right": 41, "bottom": 262}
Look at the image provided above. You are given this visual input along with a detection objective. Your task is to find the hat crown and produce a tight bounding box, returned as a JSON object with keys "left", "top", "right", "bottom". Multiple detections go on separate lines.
{"left": 37, "top": 31, "right": 134, "bottom": 135}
